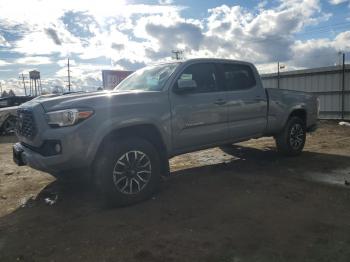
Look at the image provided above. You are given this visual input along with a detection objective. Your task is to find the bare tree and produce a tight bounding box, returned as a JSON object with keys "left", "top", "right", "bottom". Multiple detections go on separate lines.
{"left": 8, "top": 89, "right": 16, "bottom": 96}
{"left": 1, "top": 90, "right": 8, "bottom": 97}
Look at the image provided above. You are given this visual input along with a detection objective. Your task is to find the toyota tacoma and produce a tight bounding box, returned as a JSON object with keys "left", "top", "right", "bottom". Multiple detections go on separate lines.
{"left": 13, "top": 58, "right": 318, "bottom": 206}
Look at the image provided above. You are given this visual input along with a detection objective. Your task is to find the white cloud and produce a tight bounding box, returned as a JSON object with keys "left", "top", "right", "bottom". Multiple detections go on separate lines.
{"left": 0, "top": 78, "right": 22, "bottom": 94}
{"left": 282, "top": 30, "right": 350, "bottom": 69}
{"left": 329, "top": 0, "right": 348, "bottom": 4}
{"left": 0, "top": 34, "right": 10, "bottom": 47}
{"left": 15, "top": 56, "right": 52, "bottom": 65}
{"left": 0, "top": 60, "right": 11, "bottom": 66}
{"left": 0, "top": 0, "right": 182, "bottom": 58}
{"left": 159, "top": 0, "right": 174, "bottom": 5}
{"left": 13, "top": 22, "right": 86, "bottom": 57}
{"left": 0, "top": 0, "right": 126, "bottom": 25}
{"left": 132, "top": 0, "right": 331, "bottom": 65}
{"left": 0, "top": 0, "right": 349, "bottom": 89}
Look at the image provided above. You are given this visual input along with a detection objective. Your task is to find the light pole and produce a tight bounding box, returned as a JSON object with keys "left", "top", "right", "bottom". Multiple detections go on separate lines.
{"left": 277, "top": 62, "right": 285, "bottom": 89}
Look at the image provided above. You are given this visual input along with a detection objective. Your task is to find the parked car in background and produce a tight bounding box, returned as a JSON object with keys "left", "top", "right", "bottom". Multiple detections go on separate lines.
{"left": 13, "top": 58, "right": 319, "bottom": 206}
{"left": 0, "top": 106, "right": 18, "bottom": 135}
{"left": 0, "top": 93, "right": 90, "bottom": 135}
{"left": 0, "top": 96, "right": 34, "bottom": 108}
{"left": 0, "top": 96, "right": 34, "bottom": 135}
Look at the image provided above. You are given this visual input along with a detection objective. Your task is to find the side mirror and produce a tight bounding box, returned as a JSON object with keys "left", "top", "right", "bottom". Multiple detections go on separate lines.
{"left": 174, "top": 79, "right": 197, "bottom": 93}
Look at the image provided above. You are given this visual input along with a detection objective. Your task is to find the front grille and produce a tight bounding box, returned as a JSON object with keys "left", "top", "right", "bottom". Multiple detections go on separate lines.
{"left": 16, "top": 109, "right": 36, "bottom": 139}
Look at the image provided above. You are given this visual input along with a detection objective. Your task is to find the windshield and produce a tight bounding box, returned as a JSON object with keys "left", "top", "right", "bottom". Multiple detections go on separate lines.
{"left": 114, "top": 63, "right": 179, "bottom": 92}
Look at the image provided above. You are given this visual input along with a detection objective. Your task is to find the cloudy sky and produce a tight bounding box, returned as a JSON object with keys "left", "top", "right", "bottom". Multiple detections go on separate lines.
{"left": 0, "top": 0, "right": 350, "bottom": 94}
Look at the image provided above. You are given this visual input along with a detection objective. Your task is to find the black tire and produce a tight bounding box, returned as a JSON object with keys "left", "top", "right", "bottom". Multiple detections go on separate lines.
{"left": 94, "top": 137, "right": 161, "bottom": 207}
{"left": 275, "top": 116, "right": 306, "bottom": 156}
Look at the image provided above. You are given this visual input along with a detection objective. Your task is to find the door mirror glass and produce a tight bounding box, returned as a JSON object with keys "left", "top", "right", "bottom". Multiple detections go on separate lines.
{"left": 175, "top": 79, "right": 197, "bottom": 93}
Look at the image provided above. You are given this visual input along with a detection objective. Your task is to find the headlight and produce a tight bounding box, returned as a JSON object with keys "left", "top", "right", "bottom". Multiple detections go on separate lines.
{"left": 46, "top": 109, "right": 93, "bottom": 127}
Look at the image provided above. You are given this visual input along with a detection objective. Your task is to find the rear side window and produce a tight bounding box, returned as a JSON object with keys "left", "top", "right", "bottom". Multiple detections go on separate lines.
{"left": 220, "top": 63, "right": 256, "bottom": 91}
{"left": 178, "top": 63, "right": 219, "bottom": 93}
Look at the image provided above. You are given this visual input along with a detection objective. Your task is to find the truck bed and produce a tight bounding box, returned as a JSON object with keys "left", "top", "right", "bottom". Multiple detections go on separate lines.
{"left": 265, "top": 88, "right": 318, "bottom": 135}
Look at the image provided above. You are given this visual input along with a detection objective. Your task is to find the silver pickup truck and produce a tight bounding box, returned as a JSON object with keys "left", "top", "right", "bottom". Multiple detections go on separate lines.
{"left": 13, "top": 58, "right": 318, "bottom": 206}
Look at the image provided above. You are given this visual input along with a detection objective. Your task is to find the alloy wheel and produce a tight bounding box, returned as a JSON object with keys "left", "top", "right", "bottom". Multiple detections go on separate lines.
{"left": 289, "top": 123, "right": 304, "bottom": 150}
{"left": 112, "top": 150, "right": 152, "bottom": 195}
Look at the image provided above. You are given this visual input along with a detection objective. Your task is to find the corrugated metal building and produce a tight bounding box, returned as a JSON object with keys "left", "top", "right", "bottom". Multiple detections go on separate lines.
{"left": 261, "top": 65, "right": 350, "bottom": 120}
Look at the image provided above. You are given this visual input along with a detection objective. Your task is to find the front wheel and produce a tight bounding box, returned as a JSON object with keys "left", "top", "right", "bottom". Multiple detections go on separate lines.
{"left": 94, "top": 137, "right": 161, "bottom": 206}
{"left": 275, "top": 116, "right": 306, "bottom": 156}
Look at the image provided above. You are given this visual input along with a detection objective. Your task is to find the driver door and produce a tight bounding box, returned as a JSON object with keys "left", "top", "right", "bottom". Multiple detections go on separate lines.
{"left": 170, "top": 62, "right": 228, "bottom": 152}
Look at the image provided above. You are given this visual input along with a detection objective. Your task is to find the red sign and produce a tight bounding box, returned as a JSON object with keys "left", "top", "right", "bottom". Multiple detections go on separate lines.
{"left": 102, "top": 70, "right": 133, "bottom": 90}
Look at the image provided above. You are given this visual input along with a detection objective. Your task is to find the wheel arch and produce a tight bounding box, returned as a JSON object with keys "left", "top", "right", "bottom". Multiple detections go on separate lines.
{"left": 93, "top": 123, "right": 170, "bottom": 176}
{"left": 288, "top": 108, "right": 307, "bottom": 125}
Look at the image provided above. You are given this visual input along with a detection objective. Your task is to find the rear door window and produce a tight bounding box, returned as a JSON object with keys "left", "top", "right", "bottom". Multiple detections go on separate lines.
{"left": 219, "top": 63, "right": 256, "bottom": 91}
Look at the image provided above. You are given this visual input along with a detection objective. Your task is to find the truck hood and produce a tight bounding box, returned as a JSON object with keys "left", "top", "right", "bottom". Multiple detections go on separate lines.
{"left": 33, "top": 90, "right": 160, "bottom": 112}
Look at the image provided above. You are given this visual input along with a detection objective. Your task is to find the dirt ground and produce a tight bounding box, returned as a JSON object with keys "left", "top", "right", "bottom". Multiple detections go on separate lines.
{"left": 1, "top": 121, "right": 350, "bottom": 262}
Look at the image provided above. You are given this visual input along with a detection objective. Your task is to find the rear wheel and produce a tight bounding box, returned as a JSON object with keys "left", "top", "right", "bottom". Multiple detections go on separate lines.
{"left": 94, "top": 137, "right": 161, "bottom": 206}
{"left": 275, "top": 116, "right": 306, "bottom": 156}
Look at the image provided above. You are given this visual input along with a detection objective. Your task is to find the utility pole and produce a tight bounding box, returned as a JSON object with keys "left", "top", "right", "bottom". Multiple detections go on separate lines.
{"left": 20, "top": 73, "right": 27, "bottom": 96}
{"left": 338, "top": 51, "right": 343, "bottom": 66}
{"left": 341, "top": 52, "right": 345, "bottom": 120}
{"left": 277, "top": 62, "right": 280, "bottom": 89}
{"left": 67, "top": 58, "right": 71, "bottom": 92}
{"left": 0, "top": 82, "right": 2, "bottom": 95}
{"left": 172, "top": 50, "right": 183, "bottom": 60}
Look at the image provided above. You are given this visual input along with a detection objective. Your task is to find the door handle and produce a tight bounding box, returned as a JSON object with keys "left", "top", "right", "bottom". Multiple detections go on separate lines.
{"left": 214, "top": 99, "right": 227, "bottom": 105}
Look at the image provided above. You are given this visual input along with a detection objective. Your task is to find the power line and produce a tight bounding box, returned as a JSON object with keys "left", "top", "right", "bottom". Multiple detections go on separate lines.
{"left": 297, "top": 21, "right": 350, "bottom": 34}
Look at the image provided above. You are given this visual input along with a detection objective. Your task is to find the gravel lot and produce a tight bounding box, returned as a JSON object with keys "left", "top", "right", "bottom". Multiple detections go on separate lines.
{"left": 1, "top": 121, "right": 350, "bottom": 262}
